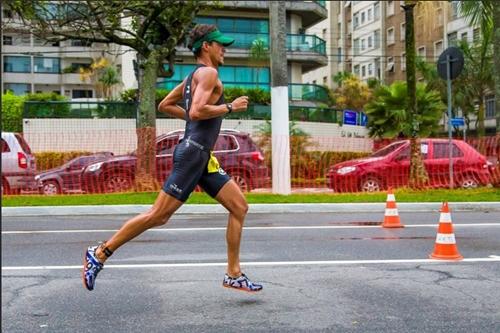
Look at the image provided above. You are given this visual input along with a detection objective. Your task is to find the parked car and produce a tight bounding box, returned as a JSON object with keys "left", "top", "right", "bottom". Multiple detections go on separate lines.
{"left": 81, "top": 129, "right": 270, "bottom": 193}
{"left": 1, "top": 132, "right": 39, "bottom": 195}
{"left": 36, "top": 152, "right": 114, "bottom": 195}
{"left": 326, "top": 138, "right": 494, "bottom": 192}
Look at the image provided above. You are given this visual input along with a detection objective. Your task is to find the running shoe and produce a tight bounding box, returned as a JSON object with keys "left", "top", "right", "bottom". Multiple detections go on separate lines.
{"left": 82, "top": 245, "right": 103, "bottom": 291}
{"left": 223, "top": 273, "right": 263, "bottom": 293}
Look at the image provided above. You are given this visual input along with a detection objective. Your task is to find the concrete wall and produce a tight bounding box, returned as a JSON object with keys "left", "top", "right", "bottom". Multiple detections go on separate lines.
{"left": 23, "top": 118, "right": 372, "bottom": 154}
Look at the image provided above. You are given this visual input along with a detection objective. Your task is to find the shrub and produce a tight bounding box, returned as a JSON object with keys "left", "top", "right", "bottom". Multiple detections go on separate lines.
{"left": 1, "top": 92, "right": 25, "bottom": 132}
{"left": 35, "top": 151, "right": 96, "bottom": 171}
{"left": 24, "top": 92, "right": 70, "bottom": 118}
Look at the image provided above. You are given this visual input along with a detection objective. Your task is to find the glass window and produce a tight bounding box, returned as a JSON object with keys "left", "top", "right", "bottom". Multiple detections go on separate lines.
{"left": 374, "top": 1, "right": 381, "bottom": 19}
{"left": 218, "top": 18, "right": 234, "bottom": 32}
{"left": 4, "top": 56, "right": 31, "bottom": 73}
{"left": 2, "top": 139, "right": 11, "bottom": 153}
{"left": 34, "top": 57, "right": 60, "bottom": 73}
{"left": 400, "top": 23, "right": 405, "bottom": 41}
{"left": 486, "top": 96, "right": 495, "bottom": 119}
{"left": 219, "top": 67, "right": 235, "bottom": 82}
{"left": 353, "top": 65, "right": 360, "bottom": 76}
{"left": 361, "top": 11, "right": 366, "bottom": 24}
{"left": 374, "top": 30, "right": 380, "bottom": 48}
{"left": 3, "top": 36, "right": 12, "bottom": 45}
{"left": 460, "top": 32, "right": 468, "bottom": 41}
{"left": 368, "top": 36, "right": 373, "bottom": 48}
{"left": 367, "top": 8, "right": 372, "bottom": 21}
{"left": 4, "top": 83, "right": 31, "bottom": 95}
{"left": 361, "top": 65, "right": 366, "bottom": 77}
{"left": 387, "top": 27, "right": 394, "bottom": 44}
{"left": 433, "top": 143, "right": 463, "bottom": 159}
{"left": 72, "top": 90, "right": 93, "bottom": 98}
{"left": 418, "top": 46, "right": 426, "bottom": 57}
{"left": 368, "top": 63, "right": 373, "bottom": 76}
{"left": 401, "top": 53, "right": 406, "bottom": 71}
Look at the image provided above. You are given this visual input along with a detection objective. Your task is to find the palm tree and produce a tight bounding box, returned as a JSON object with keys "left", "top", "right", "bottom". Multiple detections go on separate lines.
{"left": 365, "top": 81, "right": 444, "bottom": 139}
{"left": 249, "top": 38, "right": 269, "bottom": 89}
{"left": 459, "top": 0, "right": 494, "bottom": 135}
{"left": 98, "top": 66, "right": 120, "bottom": 100}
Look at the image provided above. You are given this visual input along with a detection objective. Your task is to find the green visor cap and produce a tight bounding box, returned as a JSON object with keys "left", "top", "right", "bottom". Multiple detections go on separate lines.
{"left": 191, "top": 30, "right": 235, "bottom": 52}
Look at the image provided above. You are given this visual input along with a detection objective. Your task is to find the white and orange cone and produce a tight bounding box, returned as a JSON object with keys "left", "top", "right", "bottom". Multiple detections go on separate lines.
{"left": 429, "top": 202, "right": 463, "bottom": 260}
{"left": 381, "top": 188, "right": 404, "bottom": 228}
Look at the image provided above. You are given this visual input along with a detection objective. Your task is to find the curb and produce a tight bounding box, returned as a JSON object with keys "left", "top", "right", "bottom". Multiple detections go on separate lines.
{"left": 2, "top": 202, "right": 500, "bottom": 217}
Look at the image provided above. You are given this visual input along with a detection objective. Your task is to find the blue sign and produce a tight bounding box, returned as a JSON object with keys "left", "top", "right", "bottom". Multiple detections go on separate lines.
{"left": 343, "top": 110, "right": 357, "bottom": 125}
{"left": 450, "top": 117, "right": 465, "bottom": 127}
{"left": 360, "top": 113, "right": 368, "bottom": 126}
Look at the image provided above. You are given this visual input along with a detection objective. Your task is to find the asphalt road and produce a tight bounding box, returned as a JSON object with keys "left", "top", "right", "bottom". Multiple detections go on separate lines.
{"left": 2, "top": 211, "right": 500, "bottom": 333}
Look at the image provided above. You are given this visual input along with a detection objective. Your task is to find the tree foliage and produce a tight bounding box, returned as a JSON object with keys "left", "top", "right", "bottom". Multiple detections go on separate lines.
{"left": 333, "top": 76, "right": 373, "bottom": 111}
{"left": 365, "top": 81, "right": 444, "bottom": 139}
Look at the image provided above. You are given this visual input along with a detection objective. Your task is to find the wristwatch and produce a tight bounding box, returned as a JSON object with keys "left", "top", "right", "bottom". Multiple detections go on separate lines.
{"left": 226, "top": 103, "right": 233, "bottom": 114}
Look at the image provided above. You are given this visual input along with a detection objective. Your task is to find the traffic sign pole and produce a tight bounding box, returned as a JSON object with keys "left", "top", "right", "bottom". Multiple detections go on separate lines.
{"left": 446, "top": 54, "right": 454, "bottom": 189}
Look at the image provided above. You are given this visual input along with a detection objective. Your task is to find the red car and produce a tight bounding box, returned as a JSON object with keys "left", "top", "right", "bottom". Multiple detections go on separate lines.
{"left": 326, "top": 139, "right": 493, "bottom": 192}
{"left": 81, "top": 129, "right": 270, "bottom": 193}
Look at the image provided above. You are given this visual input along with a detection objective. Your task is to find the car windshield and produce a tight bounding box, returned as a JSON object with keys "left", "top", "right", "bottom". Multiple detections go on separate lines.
{"left": 371, "top": 141, "right": 406, "bottom": 157}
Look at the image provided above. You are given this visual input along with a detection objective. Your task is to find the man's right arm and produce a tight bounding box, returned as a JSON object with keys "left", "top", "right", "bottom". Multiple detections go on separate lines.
{"left": 157, "top": 81, "right": 186, "bottom": 120}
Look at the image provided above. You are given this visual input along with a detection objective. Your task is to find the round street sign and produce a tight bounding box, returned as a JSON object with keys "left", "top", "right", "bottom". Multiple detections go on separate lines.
{"left": 437, "top": 46, "right": 464, "bottom": 80}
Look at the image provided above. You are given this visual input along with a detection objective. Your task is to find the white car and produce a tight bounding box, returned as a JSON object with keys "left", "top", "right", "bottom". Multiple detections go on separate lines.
{"left": 1, "top": 132, "right": 39, "bottom": 195}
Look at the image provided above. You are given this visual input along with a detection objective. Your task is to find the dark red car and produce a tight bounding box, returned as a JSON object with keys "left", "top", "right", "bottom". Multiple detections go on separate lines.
{"left": 326, "top": 139, "right": 493, "bottom": 192}
{"left": 81, "top": 129, "right": 270, "bottom": 193}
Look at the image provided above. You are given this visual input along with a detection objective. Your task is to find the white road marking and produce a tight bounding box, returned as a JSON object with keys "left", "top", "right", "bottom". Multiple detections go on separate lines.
{"left": 2, "top": 257, "right": 500, "bottom": 271}
{"left": 2, "top": 223, "right": 500, "bottom": 235}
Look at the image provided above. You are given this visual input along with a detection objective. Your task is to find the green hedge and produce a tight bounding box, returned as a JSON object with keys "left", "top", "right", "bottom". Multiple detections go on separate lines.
{"left": 2, "top": 92, "right": 24, "bottom": 132}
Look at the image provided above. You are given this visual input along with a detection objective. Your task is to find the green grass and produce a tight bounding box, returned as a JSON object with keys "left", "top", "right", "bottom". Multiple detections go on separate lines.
{"left": 2, "top": 188, "right": 499, "bottom": 207}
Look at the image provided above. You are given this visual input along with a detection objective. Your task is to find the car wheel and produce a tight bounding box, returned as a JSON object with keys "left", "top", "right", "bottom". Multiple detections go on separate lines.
{"left": 459, "top": 175, "right": 479, "bottom": 189}
{"left": 42, "top": 180, "right": 61, "bottom": 195}
{"left": 231, "top": 172, "right": 250, "bottom": 192}
{"left": 104, "top": 174, "right": 133, "bottom": 193}
{"left": 360, "top": 176, "right": 382, "bottom": 192}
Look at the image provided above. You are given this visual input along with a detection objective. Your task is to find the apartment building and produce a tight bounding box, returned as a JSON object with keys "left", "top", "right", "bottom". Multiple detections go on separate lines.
{"left": 1, "top": 7, "right": 121, "bottom": 99}
{"left": 138, "top": 1, "right": 329, "bottom": 107}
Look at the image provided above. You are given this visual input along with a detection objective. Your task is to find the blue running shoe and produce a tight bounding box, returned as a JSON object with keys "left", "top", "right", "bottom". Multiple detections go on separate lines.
{"left": 223, "top": 273, "right": 263, "bottom": 293}
{"left": 82, "top": 245, "right": 103, "bottom": 291}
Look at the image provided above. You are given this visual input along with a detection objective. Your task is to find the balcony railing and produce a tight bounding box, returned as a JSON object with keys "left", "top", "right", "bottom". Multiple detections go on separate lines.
{"left": 187, "top": 32, "right": 326, "bottom": 55}
{"left": 157, "top": 81, "right": 330, "bottom": 104}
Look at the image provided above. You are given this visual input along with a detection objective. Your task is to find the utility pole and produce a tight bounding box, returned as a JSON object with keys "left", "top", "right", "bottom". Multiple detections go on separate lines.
{"left": 269, "top": 1, "right": 291, "bottom": 194}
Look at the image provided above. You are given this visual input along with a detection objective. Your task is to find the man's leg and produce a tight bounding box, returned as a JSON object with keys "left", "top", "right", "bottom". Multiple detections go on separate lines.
{"left": 214, "top": 180, "right": 248, "bottom": 277}
{"left": 83, "top": 190, "right": 183, "bottom": 290}
{"left": 95, "top": 190, "right": 184, "bottom": 262}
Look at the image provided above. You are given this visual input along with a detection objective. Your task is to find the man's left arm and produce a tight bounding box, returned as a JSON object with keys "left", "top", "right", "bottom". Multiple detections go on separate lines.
{"left": 157, "top": 81, "right": 186, "bottom": 120}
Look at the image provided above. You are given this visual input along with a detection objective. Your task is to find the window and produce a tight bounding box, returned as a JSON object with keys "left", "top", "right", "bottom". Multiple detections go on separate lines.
{"left": 368, "top": 63, "right": 373, "bottom": 76}
{"left": 374, "top": 30, "right": 380, "bottom": 48}
{"left": 451, "top": 1, "right": 460, "bottom": 20}
{"left": 70, "top": 39, "right": 92, "bottom": 47}
{"left": 433, "top": 143, "right": 463, "bottom": 159}
{"left": 374, "top": 2, "right": 380, "bottom": 20}
{"left": 353, "top": 38, "right": 360, "bottom": 55}
{"left": 461, "top": 32, "right": 468, "bottom": 41}
{"left": 387, "top": 0, "right": 394, "bottom": 16}
{"left": 418, "top": 46, "right": 426, "bottom": 58}
{"left": 486, "top": 96, "right": 495, "bottom": 119}
{"left": 367, "top": 8, "right": 372, "bottom": 21}
{"left": 214, "top": 135, "right": 238, "bottom": 152}
{"left": 72, "top": 90, "right": 93, "bottom": 98}
{"left": 1, "top": 139, "right": 10, "bottom": 153}
{"left": 387, "top": 27, "right": 395, "bottom": 45}
{"left": 3, "top": 36, "right": 12, "bottom": 45}
{"left": 4, "top": 83, "right": 31, "bottom": 95}
{"left": 361, "top": 65, "right": 366, "bottom": 77}
{"left": 436, "top": 8, "right": 443, "bottom": 26}
{"left": 3, "top": 56, "right": 31, "bottom": 73}
{"left": 337, "top": 47, "right": 342, "bottom": 62}
{"left": 353, "top": 13, "right": 359, "bottom": 29}
{"left": 156, "top": 136, "right": 179, "bottom": 155}
{"left": 400, "top": 22, "right": 406, "bottom": 41}
{"left": 473, "top": 28, "right": 480, "bottom": 42}
{"left": 354, "top": 65, "right": 360, "bottom": 76}
{"left": 361, "top": 38, "right": 365, "bottom": 51}
{"left": 386, "top": 57, "right": 395, "bottom": 72}
{"left": 361, "top": 11, "right": 366, "bottom": 24}
{"left": 366, "top": 36, "right": 372, "bottom": 49}
{"left": 401, "top": 53, "right": 406, "bottom": 71}
{"left": 448, "top": 32, "right": 458, "bottom": 46}
{"left": 434, "top": 40, "right": 443, "bottom": 57}
{"left": 34, "top": 57, "right": 60, "bottom": 73}
{"left": 323, "top": 76, "right": 327, "bottom": 85}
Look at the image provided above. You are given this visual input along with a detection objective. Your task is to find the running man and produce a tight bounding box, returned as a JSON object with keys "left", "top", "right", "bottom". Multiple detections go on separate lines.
{"left": 83, "top": 24, "right": 263, "bottom": 293}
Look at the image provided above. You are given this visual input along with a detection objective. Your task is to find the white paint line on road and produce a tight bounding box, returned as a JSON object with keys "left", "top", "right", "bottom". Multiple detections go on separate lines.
{"left": 2, "top": 257, "right": 500, "bottom": 271}
{"left": 2, "top": 223, "right": 500, "bottom": 235}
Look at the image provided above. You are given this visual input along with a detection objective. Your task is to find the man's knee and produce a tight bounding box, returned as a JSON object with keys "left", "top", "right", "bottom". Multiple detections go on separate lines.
{"left": 231, "top": 199, "right": 249, "bottom": 219}
{"left": 145, "top": 209, "right": 173, "bottom": 227}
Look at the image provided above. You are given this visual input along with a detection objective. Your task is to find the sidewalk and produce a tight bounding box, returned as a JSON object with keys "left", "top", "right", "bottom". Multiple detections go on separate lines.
{"left": 3, "top": 202, "right": 500, "bottom": 217}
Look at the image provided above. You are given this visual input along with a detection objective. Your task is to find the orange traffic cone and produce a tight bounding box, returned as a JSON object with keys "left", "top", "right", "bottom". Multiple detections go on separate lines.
{"left": 429, "top": 202, "right": 463, "bottom": 260}
{"left": 382, "top": 188, "right": 404, "bottom": 228}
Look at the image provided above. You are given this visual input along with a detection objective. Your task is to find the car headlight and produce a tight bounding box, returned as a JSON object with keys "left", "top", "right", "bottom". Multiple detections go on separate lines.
{"left": 86, "top": 162, "right": 103, "bottom": 172}
{"left": 337, "top": 166, "right": 357, "bottom": 175}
